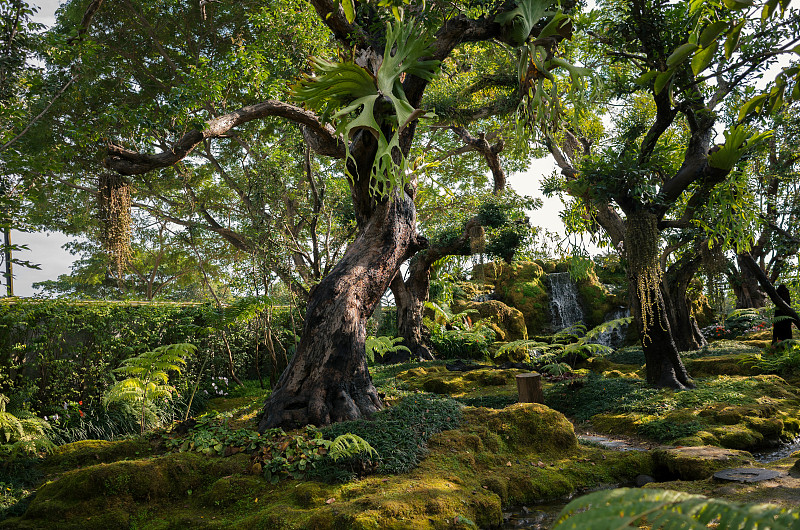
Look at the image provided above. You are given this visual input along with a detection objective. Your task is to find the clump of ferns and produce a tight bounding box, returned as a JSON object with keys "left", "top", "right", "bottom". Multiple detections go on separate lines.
{"left": 0, "top": 394, "right": 54, "bottom": 457}
{"left": 496, "top": 317, "right": 632, "bottom": 372}
{"left": 365, "top": 335, "right": 411, "bottom": 365}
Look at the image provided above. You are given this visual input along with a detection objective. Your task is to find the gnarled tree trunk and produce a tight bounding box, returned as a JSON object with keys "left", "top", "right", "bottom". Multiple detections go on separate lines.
{"left": 388, "top": 258, "right": 435, "bottom": 363}
{"left": 662, "top": 254, "right": 706, "bottom": 351}
{"left": 259, "top": 193, "right": 422, "bottom": 429}
{"left": 629, "top": 274, "right": 694, "bottom": 389}
{"left": 731, "top": 253, "right": 769, "bottom": 309}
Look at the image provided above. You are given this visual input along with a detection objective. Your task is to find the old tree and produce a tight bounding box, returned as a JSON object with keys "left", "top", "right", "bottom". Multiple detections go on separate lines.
{"left": 541, "top": 0, "right": 800, "bottom": 388}
{"left": 102, "top": 0, "right": 566, "bottom": 428}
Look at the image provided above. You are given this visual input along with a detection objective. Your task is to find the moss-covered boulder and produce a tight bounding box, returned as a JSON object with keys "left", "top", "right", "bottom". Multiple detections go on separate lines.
{"left": 41, "top": 438, "right": 157, "bottom": 473}
{"left": 653, "top": 446, "right": 754, "bottom": 481}
{"left": 396, "top": 365, "right": 524, "bottom": 398}
{"left": 450, "top": 299, "right": 528, "bottom": 341}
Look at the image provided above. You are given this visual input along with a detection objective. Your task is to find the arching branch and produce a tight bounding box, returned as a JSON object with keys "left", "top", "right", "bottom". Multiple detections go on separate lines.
{"left": 104, "top": 101, "right": 343, "bottom": 175}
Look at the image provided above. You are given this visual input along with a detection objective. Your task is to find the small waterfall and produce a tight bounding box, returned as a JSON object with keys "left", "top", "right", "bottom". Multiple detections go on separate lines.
{"left": 590, "top": 307, "right": 631, "bottom": 350}
{"left": 548, "top": 272, "right": 584, "bottom": 331}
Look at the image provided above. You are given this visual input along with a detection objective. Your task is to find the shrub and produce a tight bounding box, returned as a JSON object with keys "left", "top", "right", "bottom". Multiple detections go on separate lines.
{"left": 430, "top": 327, "right": 496, "bottom": 360}
{"left": 318, "top": 393, "right": 463, "bottom": 476}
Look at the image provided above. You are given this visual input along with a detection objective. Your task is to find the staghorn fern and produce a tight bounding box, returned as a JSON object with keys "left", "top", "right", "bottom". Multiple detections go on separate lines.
{"left": 553, "top": 487, "right": 799, "bottom": 529}
{"left": 327, "top": 433, "right": 379, "bottom": 462}
{"left": 104, "top": 343, "right": 196, "bottom": 433}
{"left": 292, "top": 19, "right": 440, "bottom": 197}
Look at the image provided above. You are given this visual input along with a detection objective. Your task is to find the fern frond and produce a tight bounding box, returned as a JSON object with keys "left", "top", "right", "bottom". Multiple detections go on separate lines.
{"left": 583, "top": 316, "right": 633, "bottom": 341}
{"left": 328, "top": 433, "right": 379, "bottom": 462}
{"left": 553, "top": 487, "right": 799, "bottom": 529}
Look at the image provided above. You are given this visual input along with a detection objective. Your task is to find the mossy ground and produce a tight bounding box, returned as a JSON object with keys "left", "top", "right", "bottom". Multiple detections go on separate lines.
{"left": 5, "top": 330, "right": 800, "bottom": 528}
{"left": 2, "top": 402, "right": 653, "bottom": 530}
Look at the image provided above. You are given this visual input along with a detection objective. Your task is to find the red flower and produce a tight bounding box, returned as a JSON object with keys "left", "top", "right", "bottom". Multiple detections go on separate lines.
{"left": 78, "top": 401, "right": 83, "bottom": 405}
{"left": 79, "top": 410, "right": 84, "bottom": 417}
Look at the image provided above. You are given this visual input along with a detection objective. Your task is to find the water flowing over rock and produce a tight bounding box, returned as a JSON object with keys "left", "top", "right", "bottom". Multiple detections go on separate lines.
{"left": 548, "top": 272, "right": 584, "bottom": 331}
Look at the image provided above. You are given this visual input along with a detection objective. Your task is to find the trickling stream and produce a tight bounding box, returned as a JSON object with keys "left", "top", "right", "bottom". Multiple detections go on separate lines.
{"left": 752, "top": 436, "right": 800, "bottom": 463}
{"left": 548, "top": 273, "right": 584, "bottom": 331}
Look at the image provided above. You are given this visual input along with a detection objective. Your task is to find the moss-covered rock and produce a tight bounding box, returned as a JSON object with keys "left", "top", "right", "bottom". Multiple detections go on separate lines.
{"left": 464, "top": 404, "right": 578, "bottom": 454}
{"left": 450, "top": 299, "right": 528, "bottom": 341}
{"left": 396, "top": 366, "right": 523, "bottom": 398}
{"left": 41, "top": 438, "right": 157, "bottom": 473}
{"left": 653, "top": 446, "right": 754, "bottom": 481}
{"left": 683, "top": 354, "right": 761, "bottom": 377}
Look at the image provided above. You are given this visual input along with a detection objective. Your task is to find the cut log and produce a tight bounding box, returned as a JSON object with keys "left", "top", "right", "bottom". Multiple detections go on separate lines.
{"left": 516, "top": 372, "right": 543, "bottom": 403}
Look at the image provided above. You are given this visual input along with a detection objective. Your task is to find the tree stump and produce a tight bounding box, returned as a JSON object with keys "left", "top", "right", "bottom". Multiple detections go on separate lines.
{"left": 516, "top": 373, "right": 543, "bottom": 403}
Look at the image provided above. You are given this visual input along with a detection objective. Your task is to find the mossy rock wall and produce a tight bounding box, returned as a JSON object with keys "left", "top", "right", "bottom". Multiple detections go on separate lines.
{"left": 473, "top": 261, "right": 550, "bottom": 334}
{"left": 473, "top": 260, "right": 625, "bottom": 334}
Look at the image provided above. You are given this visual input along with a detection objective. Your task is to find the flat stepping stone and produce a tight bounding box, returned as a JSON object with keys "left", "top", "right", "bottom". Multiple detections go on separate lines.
{"left": 713, "top": 467, "right": 782, "bottom": 483}
{"left": 578, "top": 435, "right": 643, "bottom": 451}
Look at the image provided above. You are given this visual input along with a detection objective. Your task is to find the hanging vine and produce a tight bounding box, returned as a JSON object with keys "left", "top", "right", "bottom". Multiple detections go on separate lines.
{"left": 625, "top": 210, "right": 661, "bottom": 342}
{"left": 97, "top": 173, "right": 132, "bottom": 279}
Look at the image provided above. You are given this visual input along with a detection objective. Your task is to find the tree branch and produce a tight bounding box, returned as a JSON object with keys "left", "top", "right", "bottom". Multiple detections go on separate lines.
{"left": 104, "top": 101, "right": 343, "bottom": 175}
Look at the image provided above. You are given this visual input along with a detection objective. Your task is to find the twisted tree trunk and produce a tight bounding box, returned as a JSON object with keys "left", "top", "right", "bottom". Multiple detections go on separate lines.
{"left": 629, "top": 274, "right": 694, "bottom": 389}
{"left": 662, "top": 254, "right": 706, "bottom": 351}
{"left": 259, "top": 192, "right": 423, "bottom": 429}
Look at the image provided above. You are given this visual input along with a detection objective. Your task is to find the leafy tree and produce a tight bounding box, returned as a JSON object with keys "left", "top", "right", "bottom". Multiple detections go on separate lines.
{"left": 86, "top": 0, "right": 583, "bottom": 429}
{"left": 0, "top": 0, "right": 45, "bottom": 296}
{"left": 539, "top": 0, "right": 800, "bottom": 388}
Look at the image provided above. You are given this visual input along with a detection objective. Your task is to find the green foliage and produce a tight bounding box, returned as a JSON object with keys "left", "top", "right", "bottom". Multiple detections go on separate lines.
{"left": 545, "top": 374, "right": 659, "bottom": 422}
{"left": 498, "top": 317, "right": 632, "bottom": 367}
{"left": 637, "top": 419, "right": 703, "bottom": 443}
{"left": 540, "top": 362, "right": 572, "bottom": 376}
{"left": 0, "top": 300, "right": 297, "bottom": 417}
{"left": 327, "top": 433, "right": 378, "bottom": 462}
{"left": 292, "top": 19, "right": 439, "bottom": 197}
{"left": 429, "top": 327, "right": 496, "bottom": 360}
{"left": 708, "top": 125, "right": 773, "bottom": 171}
{"left": 742, "top": 340, "right": 800, "bottom": 376}
{"left": 554, "top": 488, "right": 799, "bottom": 529}
{"left": 167, "top": 413, "right": 263, "bottom": 456}
{"left": 320, "top": 393, "right": 462, "bottom": 475}
{"left": 103, "top": 343, "right": 196, "bottom": 433}
{"left": 365, "top": 336, "right": 411, "bottom": 365}
{"left": 0, "top": 394, "right": 53, "bottom": 457}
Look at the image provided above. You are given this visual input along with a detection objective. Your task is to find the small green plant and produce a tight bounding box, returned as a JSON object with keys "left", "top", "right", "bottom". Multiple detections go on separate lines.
{"left": 365, "top": 336, "right": 411, "bottom": 365}
{"left": 554, "top": 487, "right": 798, "bottom": 529}
{"left": 0, "top": 394, "right": 54, "bottom": 457}
{"left": 741, "top": 339, "right": 800, "bottom": 376}
{"left": 540, "top": 362, "right": 572, "bottom": 376}
{"left": 103, "top": 343, "right": 197, "bottom": 433}
{"left": 327, "top": 433, "right": 378, "bottom": 462}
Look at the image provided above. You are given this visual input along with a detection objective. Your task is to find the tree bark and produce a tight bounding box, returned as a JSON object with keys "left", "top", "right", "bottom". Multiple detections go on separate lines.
{"left": 388, "top": 261, "right": 435, "bottom": 363}
{"left": 259, "top": 192, "right": 423, "bottom": 429}
{"left": 739, "top": 252, "right": 800, "bottom": 328}
{"left": 662, "top": 254, "right": 706, "bottom": 351}
{"left": 629, "top": 273, "right": 694, "bottom": 389}
{"left": 731, "top": 254, "right": 769, "bottom": 309}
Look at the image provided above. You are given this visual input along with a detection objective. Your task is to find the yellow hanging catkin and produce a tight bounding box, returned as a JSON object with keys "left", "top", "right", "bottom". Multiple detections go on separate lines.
{"left": 98, "top": 173, "right": 132, "bottom": 279}
{"left": 625, "top": 210, "right": 661, "bottom": 344}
